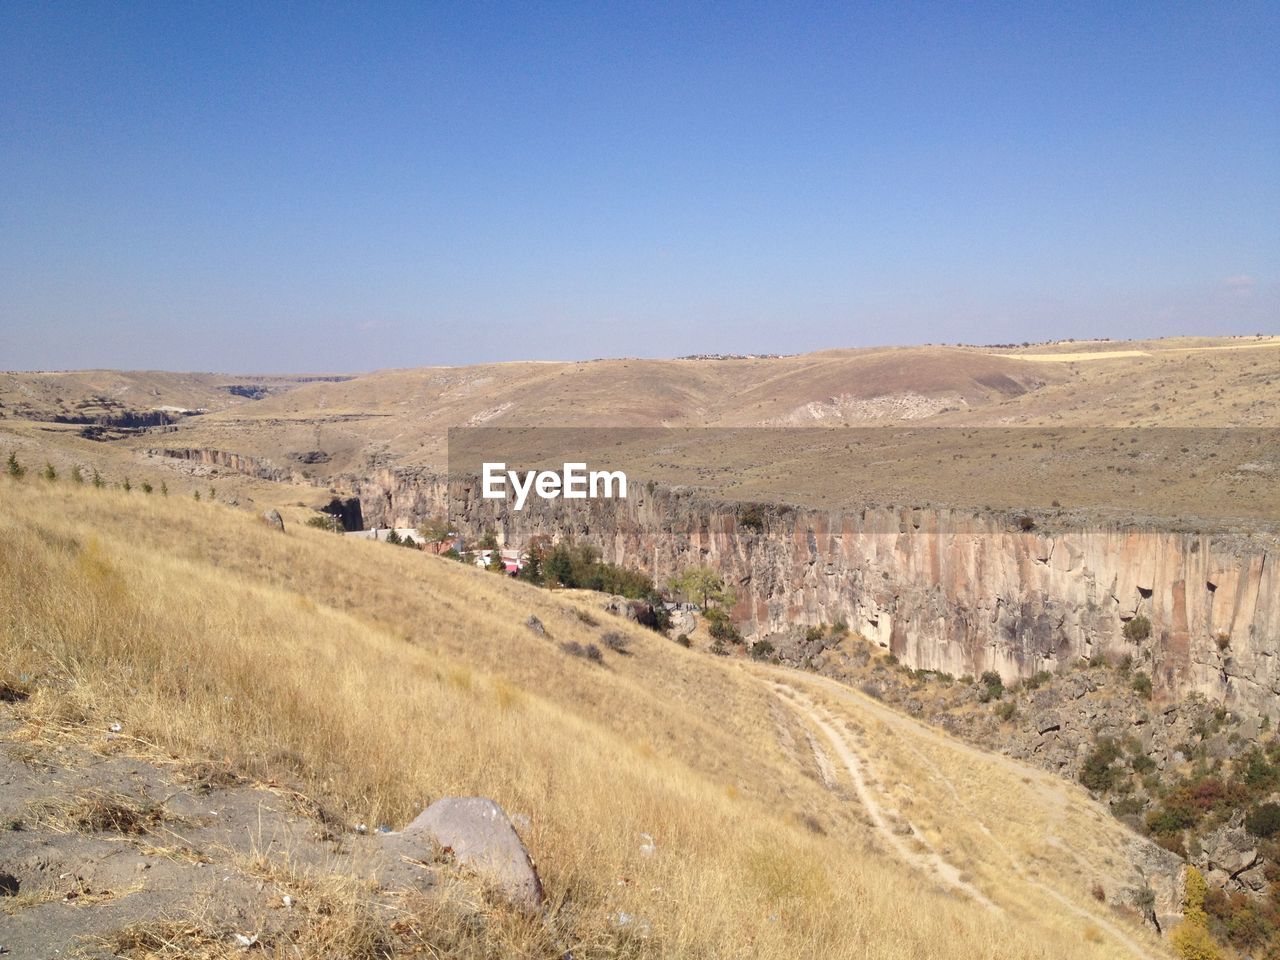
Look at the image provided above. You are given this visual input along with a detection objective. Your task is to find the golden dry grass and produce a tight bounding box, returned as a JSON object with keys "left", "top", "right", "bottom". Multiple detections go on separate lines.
{"left": 0, "top": 478, "right": 1167, "bottom": 958}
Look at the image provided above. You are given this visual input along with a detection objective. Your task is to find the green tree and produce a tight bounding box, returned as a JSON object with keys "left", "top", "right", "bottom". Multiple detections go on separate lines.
{"left": 669, "top": 565, "right": 734, "bottom": 612}
{"left": 42, "top": 461, "right": 57, "bottom": 482}
{"left": 1124, "top": 615, "right": 1153, "bottom": 642}
{"left": 417, "top": 517, "right": 453, "bottom": 554}
{"left": 543, "top": 544, "right": 573, "bottom": 587}
{"left": 6, "top": 452, "right": 24, "bottom": 479}
{"left": 386, "top": 529, "right": 402, "bottom": 545}
{"left": 140, "top": 480, "right": 153, "bottom": 494}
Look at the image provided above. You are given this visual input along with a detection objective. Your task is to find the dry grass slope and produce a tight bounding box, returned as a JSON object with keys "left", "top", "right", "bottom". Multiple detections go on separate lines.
{"left": 1, "top": 479, "right": 1169, "bottom": 958}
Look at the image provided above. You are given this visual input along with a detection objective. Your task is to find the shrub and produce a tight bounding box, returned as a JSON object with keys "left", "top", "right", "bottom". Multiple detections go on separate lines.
{"left": 738, "top": 505, "right": 765, "bottom": 533}
{"left": 979, "top": 670, "right": 1004, "bottom": 701}
{"left": 1124, "top": 615, "right": 1152, "bottom": 642}
{"left": 42, "top": 462, "right": 57, "bottom": 482}
{"left": 559, "top": 641, "right": 603, "bottom": 664}
{"left": 70, "top": 465, "right": 83, "bottom": 485}
{"left": 5, "top": 452, "right": 25, "bottom": 479}
{"left": 1147, "top": 803, "right": 1197, "bottom": 836}
{"left": 1017, "top": 514, "right": 1036, "bottom": 531}
{"left": 675, "top": 633, "right": 691, "bottom": 648}
{"left": 1170, "top": 920, "right": 1222, "bottom": 960}
{"left": 1131, "top": 672, "right": 1153, "bottom": 699}
{"left": 1080, "top": 738, "right": 1122, "bottom": 793}
{"left": 804, "top": 625, "right": 826, "bottom": 644}
{"left": 140, "top": 481, "right": 153, "bottom": 495}
{"left": 306, "top": 514, "right": 344, "bottom": 533}
{"left": 1245, "top": 803, "right": 1280, "bottom": 839}
{"left": 1215, "top": 633, "right": 1231, "bottom": 651}
{"left": 831, "top": 620, "right": 848, "bottom": 636}
{"left": 1130, "top": 753, "right": 1156, "bottom": 775}
{"left": 1111, "top": 795, "right": 1145, "bottom": 817}
{"left": 1024, "top": 670, "right": 1053, "bottom": 690}
{"left": 706, "top": 608, "right": 743, "bottom": 644}
{"left": 1238, "top": 748, "right": 1278, "bottom": 792}
{"left": 600, "top": 631, "right": 631, "bottom": 654}
{"left": 995, "top": 701, "right": 1017, "bottom": 722}
{"left": 749, "top": 639, "right": 774, "bottom": 661}
{"left": 710, "top": 638, "right": 728, "bottom": 656}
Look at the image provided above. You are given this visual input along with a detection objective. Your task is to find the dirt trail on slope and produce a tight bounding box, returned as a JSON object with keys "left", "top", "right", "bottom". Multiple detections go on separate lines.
{"left": 770, "top": 683, "right": 1000, "bottom": 912}
{"left": 764, "top": 669, "right": 1167, "bottom": 960}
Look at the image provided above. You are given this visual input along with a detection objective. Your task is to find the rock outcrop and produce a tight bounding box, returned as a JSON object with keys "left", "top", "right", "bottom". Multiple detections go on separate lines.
{"left": 340, "top": 469, "right": 1279, "bottom": 714}
{"left": 388, "top": 797, "right": 544, "bottom": 911}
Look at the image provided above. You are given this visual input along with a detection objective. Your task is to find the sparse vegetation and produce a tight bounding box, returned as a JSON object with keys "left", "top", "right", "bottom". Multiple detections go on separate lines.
{"left": 1131, "top": 671, "right": 1153, "bottom": 699}
{"left": 1124, "top": 616, "right": 1152, "bottom": 643}
{"left": 978, "top": 670, "right": 1004, "bottom": 702}
{"left": 1080, "top": 738, "right": 1122, "bottom": 793}
{"left": 738, "top": 504, "right": 765, "bottom": 533}
{"left": 307, "top": 513, "right": 344, "bottom": 533}
{"left": 1245, "top": 802, "right": 1280, "bottom": 839}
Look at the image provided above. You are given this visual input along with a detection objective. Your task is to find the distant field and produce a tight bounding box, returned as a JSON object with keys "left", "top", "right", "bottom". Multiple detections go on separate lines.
{"left": 1, "top": 335, "right": 1276, "bottom": 525}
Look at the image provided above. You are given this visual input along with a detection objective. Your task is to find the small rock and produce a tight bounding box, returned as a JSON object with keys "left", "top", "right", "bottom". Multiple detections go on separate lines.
{"left": 1036, "top": 713, "right": 1062, "bottom": 735}
{"left": 525, "top": 615, "right": 546, "bottom": 637}
{"left": 262, "top": 509, "right": 285, "bottom": 532}
{"left": 394, "top": 797, "right": 544, "bottom": 911}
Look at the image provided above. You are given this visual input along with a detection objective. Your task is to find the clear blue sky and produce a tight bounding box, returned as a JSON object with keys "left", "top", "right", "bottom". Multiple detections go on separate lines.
{"left": 1, "top": 2, "right": 1276, "bottom": 372}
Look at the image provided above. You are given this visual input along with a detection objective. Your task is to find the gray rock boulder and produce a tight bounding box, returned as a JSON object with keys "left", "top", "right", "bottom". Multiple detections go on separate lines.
{"left": 262, "top": 509, "right": 285, "bottom": 532}
{"left": 394, "top": 797, "right": 544, "bottom": 911}
{"left": 1197, "top": 811, "right": 1260, "bottom": 890}
{"left": 1035, "top": 712, "right": 1062, "bottom": 735}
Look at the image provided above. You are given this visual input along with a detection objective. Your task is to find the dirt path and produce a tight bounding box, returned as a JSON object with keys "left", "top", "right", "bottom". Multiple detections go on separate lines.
{"left": 763, "top": 668, "right": 1166, "bottom": 960}
{"left": 771, "top": 682, "right": 1001, "bottom": 912}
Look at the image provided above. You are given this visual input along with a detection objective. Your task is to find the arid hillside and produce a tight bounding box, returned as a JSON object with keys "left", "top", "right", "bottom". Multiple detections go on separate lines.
{"left": 2, "top": 335, "right": 1276, "bottom": 524}
{"left": 0, "top": 477, "right": 1179, "bottom": 958}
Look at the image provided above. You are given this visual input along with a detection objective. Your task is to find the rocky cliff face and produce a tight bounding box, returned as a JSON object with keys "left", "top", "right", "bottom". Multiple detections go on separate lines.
{"left": 344, "top": 467, "right": 1279, "bottom": 715}
{"left": 147, "top": 448, "right": 299, "bottom": 483}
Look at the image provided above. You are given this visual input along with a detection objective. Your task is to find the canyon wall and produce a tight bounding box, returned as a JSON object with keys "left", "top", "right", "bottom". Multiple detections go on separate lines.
{"left": 144, "top": 451, "right": 1279, "bottom": 714}
{"left": 349, "top": 467, "right": 1280, "bottom": 714}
